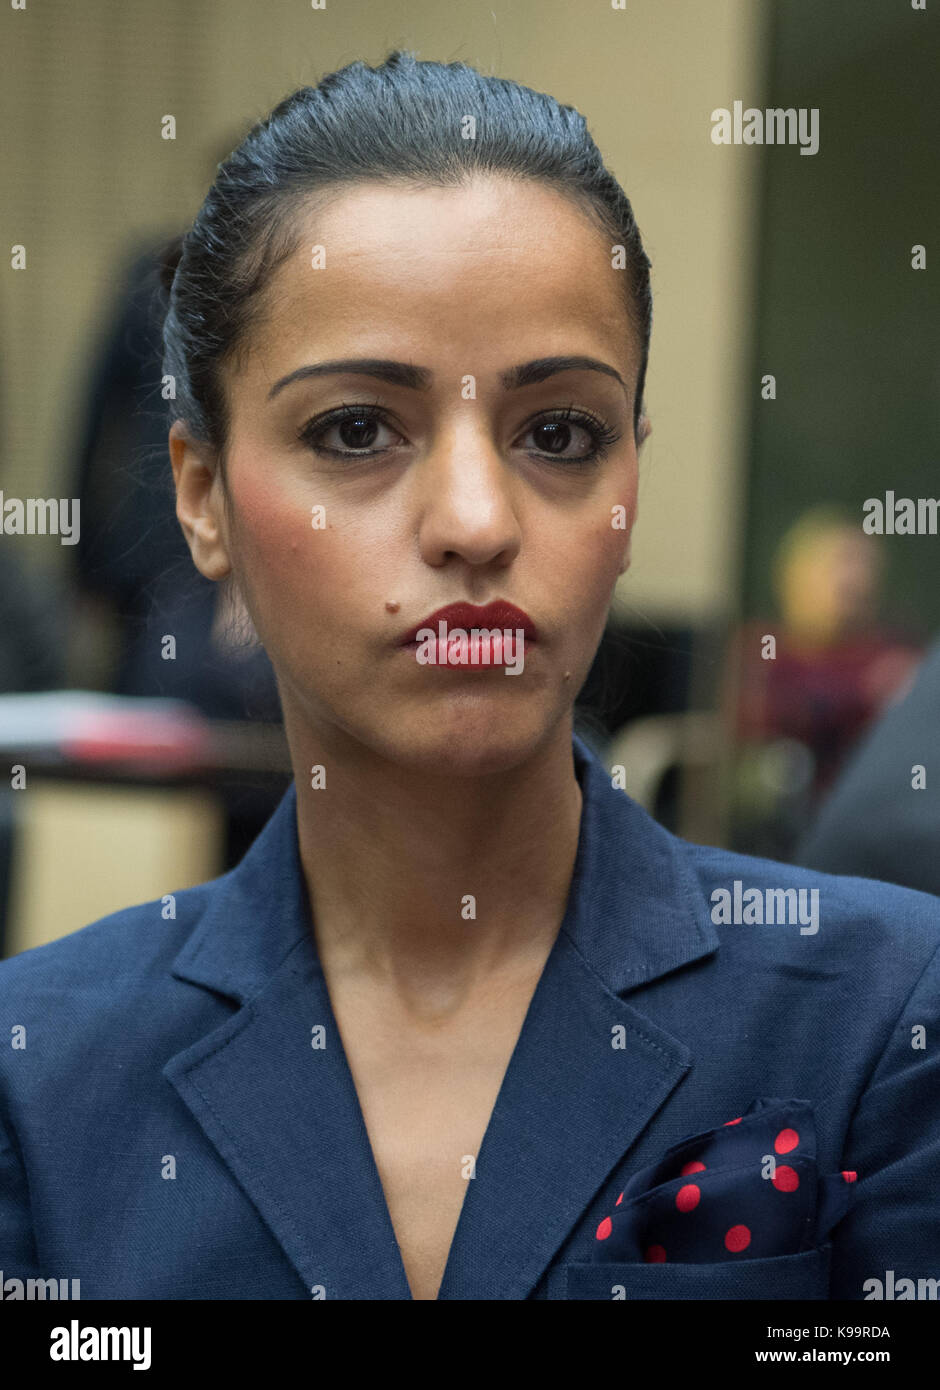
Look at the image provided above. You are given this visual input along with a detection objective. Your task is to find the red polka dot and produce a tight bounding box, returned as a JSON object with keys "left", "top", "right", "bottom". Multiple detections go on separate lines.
{"left": 775, "top": 1128, "right": 799, "bottom": 1154}
{"left": 676, "top": 1183, "right": 701, "bottom": 1212}
{"left": 772, "top": 1164, "right": 799, "bottom": 1192}
{"left": 645, "top": 1244, "right": 667, "bottom": 1263}
{"left": 615, "top": 1191, "right": 624, "bottom": 1206}
{"left": 680, "top": 1160, "right": 706, "bottom": 1175}
{"left": 725, "top": 1224, "right": 751, "bottom": 1252}
{"left": 842, "top": 1170, "right": 857, "bottom": 1183}
{"left": 724, "top": 1116, "right": 742, "bottom": 1126}
{"left": 596, "top": 1216, "right": 612, "bottom": 1240}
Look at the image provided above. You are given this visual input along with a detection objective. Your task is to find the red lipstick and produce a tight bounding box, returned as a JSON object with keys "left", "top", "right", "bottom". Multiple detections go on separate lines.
{"left": 399, "top": 601, "right": 538, "bottom": 646}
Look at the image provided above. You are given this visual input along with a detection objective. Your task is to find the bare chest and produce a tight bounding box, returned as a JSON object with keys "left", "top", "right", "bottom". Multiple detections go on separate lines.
{"left": 329, "top": 983, "right": 537, "bottom": 1300}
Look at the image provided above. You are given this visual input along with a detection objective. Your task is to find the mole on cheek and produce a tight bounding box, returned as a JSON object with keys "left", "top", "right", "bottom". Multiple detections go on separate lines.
{"left": 385, "top": 600, "right": 400, "bottom": 613}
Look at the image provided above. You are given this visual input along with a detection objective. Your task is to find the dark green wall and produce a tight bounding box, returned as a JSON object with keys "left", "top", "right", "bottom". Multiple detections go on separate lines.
{"left": 742, "top": 0, "right": 938, "bottom": 630}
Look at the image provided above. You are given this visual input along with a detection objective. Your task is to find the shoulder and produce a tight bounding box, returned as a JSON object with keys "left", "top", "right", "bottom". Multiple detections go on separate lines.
{"left": 0, "top": 874, "right": 240, "bottom": 1138}
{"left": 682, "top": 834, "right": 940, "bottom": 987}
{"left": 0, "top": 874, "right": 229, "bottom": 1042}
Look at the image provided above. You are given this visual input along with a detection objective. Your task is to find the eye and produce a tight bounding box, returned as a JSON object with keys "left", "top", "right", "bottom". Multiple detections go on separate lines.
{"left": 298, "top": 401, "right": 623, "bottom": 465}
{"left": 298, "top": 404, "right": 404, "bottom": 458}
{"left": 516, "top": 406, "right": 622, "bottom": 465}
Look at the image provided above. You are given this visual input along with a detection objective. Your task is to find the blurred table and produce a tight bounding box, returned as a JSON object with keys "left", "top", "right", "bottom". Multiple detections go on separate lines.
{"left": 0, "top": 696, "right": 292, "bottom": 957}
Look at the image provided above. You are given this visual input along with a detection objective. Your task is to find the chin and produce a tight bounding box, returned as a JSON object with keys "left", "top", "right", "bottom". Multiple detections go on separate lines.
{"left": 372, "top": 698, "right": 565, "bottom": 779}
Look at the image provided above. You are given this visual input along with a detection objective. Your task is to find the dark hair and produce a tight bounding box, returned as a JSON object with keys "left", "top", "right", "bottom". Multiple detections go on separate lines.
{"left": 160, "top": 49, "right": 652, "bottom": 469}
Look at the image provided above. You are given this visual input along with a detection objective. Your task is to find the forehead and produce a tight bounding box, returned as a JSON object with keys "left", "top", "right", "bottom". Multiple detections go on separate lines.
{"left": 239, "top": 176, "right": 636, "bottom": 386}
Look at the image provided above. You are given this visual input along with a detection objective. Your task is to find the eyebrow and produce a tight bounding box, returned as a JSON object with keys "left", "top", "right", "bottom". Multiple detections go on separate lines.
{"left": 267, "top": 355, "right": 627, "bottom": 400}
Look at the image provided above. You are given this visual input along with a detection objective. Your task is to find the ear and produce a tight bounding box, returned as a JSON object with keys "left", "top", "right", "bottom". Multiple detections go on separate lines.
{"left": 611, "top": 442, "right": 642, "bottom": 572}
{"left": 169, "top": 419, "right": 232, "bottom": 581}
{"left": 617, "top": 495, "right": 639, "bottom": 577}
{"left": 618, "top": 419, "right": 648, "bottom": 575}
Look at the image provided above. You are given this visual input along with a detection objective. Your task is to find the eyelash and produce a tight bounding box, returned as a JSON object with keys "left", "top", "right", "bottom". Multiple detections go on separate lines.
{"left": 296, "top": 401, "right": 622, "bottom": 467}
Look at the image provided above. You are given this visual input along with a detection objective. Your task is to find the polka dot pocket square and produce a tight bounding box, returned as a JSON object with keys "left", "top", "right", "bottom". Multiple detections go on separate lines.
{"left": 593, "top": 1098, "right": 859, "bottom": 1264}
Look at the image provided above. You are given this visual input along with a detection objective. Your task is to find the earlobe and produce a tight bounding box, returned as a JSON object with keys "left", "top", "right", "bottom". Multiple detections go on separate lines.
{"left": 169, "top": 420, "right": 232, "bottom": 582}
{"left": 618, "top": 486, "right": 638, "bottom": 575}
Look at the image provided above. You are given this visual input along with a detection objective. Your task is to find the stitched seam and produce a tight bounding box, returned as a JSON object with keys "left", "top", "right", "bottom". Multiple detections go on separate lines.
{"left": 571, "top": 1246, "right": 830, "bottom": 1270}
{"left": 186, "top": 922, "right": 310, "bottom": 1003}
{"left": 0, "top": 1088, "right": 42, "bottom": 1271}
{"left": 557, "top": 929, "right": 685, "bottom": 1068}
{"left": 841, "top": 935, "right": 940, "bottom": 1145}
{"left": 670, "top": 836, "right": 718, "bottom": 951}
{"left": 182, "top": 1008, "right": 312, "bottom": 1256}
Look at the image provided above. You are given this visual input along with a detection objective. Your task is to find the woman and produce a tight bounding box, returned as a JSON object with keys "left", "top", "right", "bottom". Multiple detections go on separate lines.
{"left": 1, "top": 51, "right": 938, "bottom": 1302}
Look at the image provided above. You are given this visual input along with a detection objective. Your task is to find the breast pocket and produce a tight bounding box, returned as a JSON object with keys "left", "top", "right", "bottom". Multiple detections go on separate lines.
{"left": 554, "top": 1245, "right": 831, "bottom": 1299}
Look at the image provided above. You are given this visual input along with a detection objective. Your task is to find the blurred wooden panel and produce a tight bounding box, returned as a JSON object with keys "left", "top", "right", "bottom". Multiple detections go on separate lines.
{"left": 4, "top": 781, "right": 224, "bottom": 957}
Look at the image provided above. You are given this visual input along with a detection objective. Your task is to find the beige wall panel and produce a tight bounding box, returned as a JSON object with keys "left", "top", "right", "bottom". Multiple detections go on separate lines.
{"left": 4, "top": 782, "right": 224, "bottom": 956}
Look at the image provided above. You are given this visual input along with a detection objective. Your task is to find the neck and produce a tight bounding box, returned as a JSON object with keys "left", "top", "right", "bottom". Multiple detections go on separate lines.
{"left": 286, "top": 713, "right": 584, "bottom": 1013}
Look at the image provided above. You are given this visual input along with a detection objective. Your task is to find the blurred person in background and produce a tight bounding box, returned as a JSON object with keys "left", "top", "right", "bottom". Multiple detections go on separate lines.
{"left": 0, "top": 551, "right": 64, "bottom": 695}
{"left": 70, "top": 142, "right": 282, "bottom": 727}
{"left": 68, "top": 145, "right": 284, "bottom": 864}
{"left": 795, "top": 631, "right": 940, "bottom": 896}
{"left": 727, "top": 506, "right": 922, "bottom": 858}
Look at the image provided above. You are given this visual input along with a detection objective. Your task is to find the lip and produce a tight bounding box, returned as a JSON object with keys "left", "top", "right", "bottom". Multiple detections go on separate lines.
{"left": 399, "top": 601, "right": 538, "bottom": 646}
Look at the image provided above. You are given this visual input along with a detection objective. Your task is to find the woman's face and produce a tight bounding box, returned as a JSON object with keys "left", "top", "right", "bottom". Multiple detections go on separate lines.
{"left": 178, "top": 176, "right": 642, "bottom": 775}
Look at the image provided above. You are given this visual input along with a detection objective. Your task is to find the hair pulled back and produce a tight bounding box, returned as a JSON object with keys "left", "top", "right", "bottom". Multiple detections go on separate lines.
{"left": 160, "top": 49, "right": 653, "bottom": 465}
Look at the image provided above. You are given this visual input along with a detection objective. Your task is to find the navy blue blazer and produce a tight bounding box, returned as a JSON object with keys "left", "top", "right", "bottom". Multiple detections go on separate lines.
{"left": 1, "top": 734, "right": 939, "bottom": 1300}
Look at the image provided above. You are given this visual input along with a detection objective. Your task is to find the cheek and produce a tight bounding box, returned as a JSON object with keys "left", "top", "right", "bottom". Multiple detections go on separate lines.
{"left": 226, "top": 472, "right": 353, "bottom": 635}
{"left": 551, "top": 477, "right": 637, "bottom": 611}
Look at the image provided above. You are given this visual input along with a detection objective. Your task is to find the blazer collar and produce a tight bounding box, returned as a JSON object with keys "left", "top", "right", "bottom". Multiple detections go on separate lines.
{"left": 170, "top": 732, "right": 718, "bottom": 1003}
{"left": 165, "top": 733, "right": 719, "bottom": 1298}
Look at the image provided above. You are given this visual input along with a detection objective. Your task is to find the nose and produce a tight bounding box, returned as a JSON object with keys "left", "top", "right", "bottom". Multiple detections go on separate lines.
{"left": 416, "top": 415, "right": 523, "bottom": 570}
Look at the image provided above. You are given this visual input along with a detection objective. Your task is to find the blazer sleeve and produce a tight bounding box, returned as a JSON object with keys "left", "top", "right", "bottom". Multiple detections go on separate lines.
{"left": 0, "top": 1107, "right": 42, "bottom": 1278}
{"left": 830, "top": 938, "right": 940, "bottom": 1298}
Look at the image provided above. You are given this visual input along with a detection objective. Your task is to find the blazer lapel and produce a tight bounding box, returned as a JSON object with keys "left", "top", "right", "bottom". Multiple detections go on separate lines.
{"left": 163, "top": 787, "right": 413, "bottom": 1299}
{"left": 436, "top": 735, "right": 719, "bottom": 1299}
{"left": 163, "top": 734, "right": 719, "bottom": 1300}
